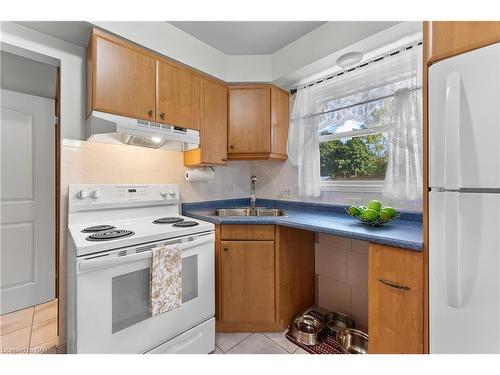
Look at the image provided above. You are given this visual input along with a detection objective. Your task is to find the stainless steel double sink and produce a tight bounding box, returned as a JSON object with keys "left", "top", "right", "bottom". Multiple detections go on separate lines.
{"left": 208, "top": 207, "right": 286, "bottom": 217}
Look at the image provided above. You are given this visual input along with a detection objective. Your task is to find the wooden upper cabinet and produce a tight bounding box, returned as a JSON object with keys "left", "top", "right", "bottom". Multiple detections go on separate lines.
{"left": 426, "top": 21, "right": 500, "bottom": 64}
{"left": 228, "top": 85, "right": 289, "bottom": 161}
{"left": 89, "top": 33, "right": 156, "bottom": 121}
{"left": 368, "top": 243, "right": 424, "bottom": 354}
{"left": 156, "top": 61, "right": 201, "bottom": 130}
{"left": 184, "top": 78, "right": 228, "bottom": 166}
{"left": 271, "top": 87, "right": 290, "bottom": 156}
{"left": 228, "top": 86, "right": 271, "bottom": 154}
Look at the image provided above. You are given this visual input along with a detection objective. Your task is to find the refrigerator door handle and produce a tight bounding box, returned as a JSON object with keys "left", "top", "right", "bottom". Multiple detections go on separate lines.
{"left": 444, "top": 71, "right": 462, "bottom": 190}
{"left": 444, "top": 192, "right": 463, "bottom": 308}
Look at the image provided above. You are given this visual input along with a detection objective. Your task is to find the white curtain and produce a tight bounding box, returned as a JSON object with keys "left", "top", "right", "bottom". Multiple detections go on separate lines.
{"left": 382, "top": 88, "right": 423, "bottom": 202}
{"left": 288, "top": 87, "right": 321, "bottom": 197}
{"left": 383, "top": 47, "right": 423, "bottom": 202}
{"left": 288, "top": 42, "right": 423, "bottom": 200}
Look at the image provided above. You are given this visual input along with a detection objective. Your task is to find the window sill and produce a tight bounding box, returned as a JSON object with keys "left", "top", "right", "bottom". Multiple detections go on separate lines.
{"left": 321, "top": 180, "right": 384, "bottom": 193}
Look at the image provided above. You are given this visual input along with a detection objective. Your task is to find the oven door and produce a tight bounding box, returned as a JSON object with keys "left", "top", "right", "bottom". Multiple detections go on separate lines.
{"left": 75, "top": 231, "right": 214, "bottom": 353}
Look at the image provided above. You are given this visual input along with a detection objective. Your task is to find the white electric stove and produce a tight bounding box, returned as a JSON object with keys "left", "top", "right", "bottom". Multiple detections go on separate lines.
{"left": 67, "top": 184, "right": 215, "bottom": 354}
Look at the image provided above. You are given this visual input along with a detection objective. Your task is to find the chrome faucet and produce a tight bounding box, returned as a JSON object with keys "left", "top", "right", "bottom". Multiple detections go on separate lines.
{"left": 250, "top": 175, "right": 258, "bottom": 212}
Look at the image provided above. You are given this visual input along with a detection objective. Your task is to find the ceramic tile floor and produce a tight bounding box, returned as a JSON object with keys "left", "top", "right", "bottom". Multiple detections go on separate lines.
{"left": 212, "top": 331, "right": 310, "bottom": 354}
{"left": 0, "top": 299, "right": 58, "bottom": 354}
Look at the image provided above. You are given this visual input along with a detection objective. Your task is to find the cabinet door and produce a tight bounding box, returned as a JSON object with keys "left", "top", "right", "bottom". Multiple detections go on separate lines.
{"left": 200, "top": 78, "right": 227, "bottom": 164}
{"left": 426, "top": 21, "right": 500, "bottom": 64}
{"left": 156, "top": 61, "right": 200, "bottom": 130}
{"left": 270, "top": 87, "right": 289, "bottom": 156}
{"left": 368, "top": 243, "right": 423, "bottom": 354}
{"left": 94, "top": 36, "right": 156, "bottom": 121}
{"left": 220, "top": 241, "right": 275, "bottom": 324}
{"left": 228, "top": 87, "right": 270, "bottom": 153}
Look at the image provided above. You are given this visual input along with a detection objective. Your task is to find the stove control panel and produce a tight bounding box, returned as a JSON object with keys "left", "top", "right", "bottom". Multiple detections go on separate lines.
{"left": 115, "top": 186, "right": 149, "bottom": 200}
{"left": 68, "top": 184, "right": 180, "bottom": 211}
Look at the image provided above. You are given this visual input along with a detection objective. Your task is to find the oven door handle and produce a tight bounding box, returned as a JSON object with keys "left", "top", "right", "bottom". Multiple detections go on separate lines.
{"left": 78, "top": 234, "right": 214, "bottom": 272}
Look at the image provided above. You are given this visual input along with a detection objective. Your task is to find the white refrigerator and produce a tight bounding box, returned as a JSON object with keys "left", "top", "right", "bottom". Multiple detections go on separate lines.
{"left": 429, "top": 42, "right": 500, "bottom": 353}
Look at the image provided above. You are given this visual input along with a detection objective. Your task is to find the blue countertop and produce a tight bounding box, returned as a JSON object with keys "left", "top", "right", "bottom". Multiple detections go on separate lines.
{"left": 182, "top": 198, "right": 423, "bottom": 251}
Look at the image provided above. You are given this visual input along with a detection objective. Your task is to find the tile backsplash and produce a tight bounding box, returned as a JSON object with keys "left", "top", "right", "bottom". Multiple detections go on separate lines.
{"left": 58, "top": 138, "right": 251, "bottom": 346}
{"left": 315, "top": 233, "right": 368, "bottom": 328}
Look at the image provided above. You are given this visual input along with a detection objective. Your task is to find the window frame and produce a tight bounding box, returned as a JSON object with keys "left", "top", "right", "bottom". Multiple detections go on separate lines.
{"left": 319, "top": 125, "right": 389, "bottom": 193}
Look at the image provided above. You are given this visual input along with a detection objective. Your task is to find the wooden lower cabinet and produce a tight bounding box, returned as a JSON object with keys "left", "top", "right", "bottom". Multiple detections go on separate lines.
{"left": 220, "top": 240, "right": 276, "bottom": 326}
{"left": 215, "top": 224, "right": 315, "bottom": 332}
{"left": 368, "top": 243, "right": 424, "bottom": 354}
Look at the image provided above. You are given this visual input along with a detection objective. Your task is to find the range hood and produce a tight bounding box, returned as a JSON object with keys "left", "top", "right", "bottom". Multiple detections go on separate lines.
{"left": 87, "top": 111, "right": 200, "bottom": 151}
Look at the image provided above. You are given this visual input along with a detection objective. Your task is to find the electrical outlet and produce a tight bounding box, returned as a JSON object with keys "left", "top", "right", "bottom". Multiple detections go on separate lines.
{"left": 346, "top": 197, "right": 363, "bottom": 206}
{"left": 279, "top": 187, "right": 292, "bottom": 199}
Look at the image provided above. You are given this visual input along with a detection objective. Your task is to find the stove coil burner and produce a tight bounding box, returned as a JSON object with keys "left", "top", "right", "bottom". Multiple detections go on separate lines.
{"left": 81, "top": 225, "right": 116, "bottom": 233}
{"left": 172, "top": 221, "right": 199, "bottom": 228}
{"left": 85, "top": 229, "right": 135, "bottom": 241}
{"left": 153, "top": 217, "right": 185, "bottom": 224}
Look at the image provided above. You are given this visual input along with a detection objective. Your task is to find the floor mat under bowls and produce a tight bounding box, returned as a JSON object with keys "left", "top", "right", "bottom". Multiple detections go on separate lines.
{"left": 285, "top": 310, "right": 346, "bottom": 354}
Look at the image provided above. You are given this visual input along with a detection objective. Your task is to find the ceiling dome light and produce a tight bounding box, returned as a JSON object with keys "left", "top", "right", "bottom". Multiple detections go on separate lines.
{"left": 336, "top": 52, "right": 364, "bottom": 69}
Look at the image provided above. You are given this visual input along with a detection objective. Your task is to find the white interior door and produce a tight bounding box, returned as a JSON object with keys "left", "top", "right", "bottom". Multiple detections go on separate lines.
{"left": 1, "top": 89, "right": 55, "bottom": 314}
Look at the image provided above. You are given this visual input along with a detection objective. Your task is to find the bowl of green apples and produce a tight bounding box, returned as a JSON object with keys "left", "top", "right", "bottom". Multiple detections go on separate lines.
{"left": 346, "top": 200, "right": 400, "bottom": 227}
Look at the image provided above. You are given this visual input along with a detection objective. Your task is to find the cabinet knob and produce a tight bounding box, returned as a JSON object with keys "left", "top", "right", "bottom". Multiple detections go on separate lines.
{"left": 229, "top": 145, "right": 234, "bottom": 150}
{"left": 148, "top": 109, "right": 154, "bottom": 117}
{"left": 221, "top": 158, "right": 227, "bottom": 162}
{"left": 223, "top": 248, "right": 229, "bottom": 252}
{"left": 160, "top": 112, "right": 165, "bottom": 119}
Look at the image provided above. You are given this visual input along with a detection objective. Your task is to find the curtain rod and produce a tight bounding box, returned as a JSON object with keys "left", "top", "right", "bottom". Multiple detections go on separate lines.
{"left": 302, "top": 85, "right": 422, "bottom": 121}
{"left": 290, "top": 40, "right": 422, "bottom": 95}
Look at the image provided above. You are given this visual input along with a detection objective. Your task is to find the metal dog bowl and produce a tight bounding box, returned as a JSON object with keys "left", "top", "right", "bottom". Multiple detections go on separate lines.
{"left": 289, "top": 314, "right": 325, "bottom": 346}
{"left": 323, "top": 312, "right": 355, "bottom": 335}
{"left": 336, "top": 328, "right": 369, "bottom": 354}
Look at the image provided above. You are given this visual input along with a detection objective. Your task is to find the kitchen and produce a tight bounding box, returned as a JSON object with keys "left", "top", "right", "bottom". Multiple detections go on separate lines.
{"left": 0, "top": 2, "right": 499, "bottom": 373}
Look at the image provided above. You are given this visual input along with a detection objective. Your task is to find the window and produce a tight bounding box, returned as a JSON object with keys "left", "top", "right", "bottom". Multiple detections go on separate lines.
{"left": 318, "top": 75, "right": 417, "bottom": 192}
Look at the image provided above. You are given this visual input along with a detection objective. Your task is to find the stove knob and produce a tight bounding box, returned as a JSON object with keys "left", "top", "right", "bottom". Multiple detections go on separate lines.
{"left": 169, "top": 191, "right": 177, "bottom": 198}
{"left": 90, "top": 189, "right": 100, "bottom": 199}
{"left": 160, "top": 190, "right": 168, "bottom": 198}
{"left": 76, "top": 189, "right": 89, "bottom": 200}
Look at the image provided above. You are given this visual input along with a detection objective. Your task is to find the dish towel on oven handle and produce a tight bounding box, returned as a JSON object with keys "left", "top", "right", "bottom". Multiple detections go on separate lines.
{"left": 149, "top": 244, "right": 182, "bottom": 316}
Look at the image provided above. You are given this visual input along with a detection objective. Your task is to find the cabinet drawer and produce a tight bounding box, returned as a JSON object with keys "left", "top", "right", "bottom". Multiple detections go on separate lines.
{"left": 221, "top": 225, "right": 275, "bottom": 240}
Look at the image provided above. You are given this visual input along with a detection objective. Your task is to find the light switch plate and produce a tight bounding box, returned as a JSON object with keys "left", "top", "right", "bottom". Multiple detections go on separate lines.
{"left": 279, "top": 187, "right": 292, "bottom": 199}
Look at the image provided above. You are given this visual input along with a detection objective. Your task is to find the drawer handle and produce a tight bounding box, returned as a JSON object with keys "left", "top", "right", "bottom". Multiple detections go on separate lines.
{"left": 378, "top": 279, "right": 410, "bottom": 291}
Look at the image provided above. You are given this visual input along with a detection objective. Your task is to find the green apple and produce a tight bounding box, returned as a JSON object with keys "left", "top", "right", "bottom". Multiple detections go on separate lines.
{"left": 382, "top": 206, "right": 397, "bottom": 219}
{"left": 367, "top": 200, "right": 382, "bottom": 212}
{"left": 379, "top": 210, "right": 391, "bottom": 222}
{"left": 358, "top": 205, "right": 367, "bottom": 213}
{"left": 360, "top": 208, "right": 380, "bottom": 222}
{"left": 348, "top": 206, "right": 361, "bottom": 217}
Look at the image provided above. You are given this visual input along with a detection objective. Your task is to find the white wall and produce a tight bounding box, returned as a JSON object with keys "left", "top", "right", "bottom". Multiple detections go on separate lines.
{"left": 250, "top": 159, "right": 422, "bottom": 211}
{"left": 1, "top": 51, "right": 57, "bottom": 99}
{"left": 92, "top": 21, "right": 274, "bottom": 83}
{"left": 1, "top": 22, "right": 86, "bottom": 140}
